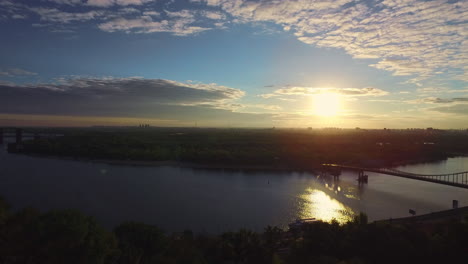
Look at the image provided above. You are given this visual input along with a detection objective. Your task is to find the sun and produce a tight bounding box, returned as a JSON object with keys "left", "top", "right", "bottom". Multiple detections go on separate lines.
{"left": 313, "top": 92, "right": 341, "bottom": 117}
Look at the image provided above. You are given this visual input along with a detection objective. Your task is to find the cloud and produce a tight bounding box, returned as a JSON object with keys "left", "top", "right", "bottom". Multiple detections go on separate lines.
{"left": 48, "top": 0, "right": 84, "bottom": 5}
{"left": 429, "top": 104, "right": 468, "bottom": 115}
{"left": 0, "top": 68, "right": 37, "bottom": 77}
{"left": 4, "top": 0, "right": 466, "bottom": 80}
{"left": 407, "top": 97, "right": 468, "bottom": 104}
{"left": 260, "top": 86, "right": 389, "bottom": 98}
{"left": 30, "top": 7, "right": 104, "bottom": 23}
{"left": 165, "top": 10, "right": 196, "bottom": 19}
{"left": 0, "top": 77, "right": 279, "bottom": 126}
{"left": 98, "top": 16, "right": 211, "bottom": 35}
{"left": 87, "top": 0, "right": 154, "bottom": 7}
{"left": 0, "top": 77, "right": 245, "bottom": 117}
{"left": 417, "top": 87, "right": 448, "bottom": 94}
{"left": 0, "top": 0, "right": 28, "bottom": 20}
{"left": 417, "top": 87, "right": 468, "bottom": 94}
{"left": 26, "top": 4, "right": 212, "bottom": 35}
{"left": 47, "top": 0, "right": 155, "bottom": 6}
{"left": 1, "top": 1, "right": 215, "bottom": 36}
{"left": 202, "top": 10, "right": 225, "bottom": 20}
{"left": 237, "top": 103, "right": 282, "bottom": 113}
{"left": 198, "top": 0, "right": 467, "bottom": 81}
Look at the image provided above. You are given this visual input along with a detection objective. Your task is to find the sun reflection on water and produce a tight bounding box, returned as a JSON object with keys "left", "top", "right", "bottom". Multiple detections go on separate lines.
{"left": 299, "top": 188, "right": 354, "bottom": 224}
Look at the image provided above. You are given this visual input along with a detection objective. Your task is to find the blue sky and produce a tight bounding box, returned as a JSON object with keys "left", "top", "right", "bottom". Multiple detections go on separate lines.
{"left": 0, "top": 0, "right": 467, "bottom": 128}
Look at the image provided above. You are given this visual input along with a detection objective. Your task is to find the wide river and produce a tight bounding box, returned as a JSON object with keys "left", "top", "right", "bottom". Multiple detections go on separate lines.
{"left": 1, "top": 141, "right": 468, "bottom": 232}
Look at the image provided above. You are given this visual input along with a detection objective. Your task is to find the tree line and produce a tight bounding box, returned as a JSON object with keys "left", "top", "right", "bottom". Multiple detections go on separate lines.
{"left": 15, "top": 128, "right": 468, "bottom": 169}
{"left": 1, "top": 196, "right": 467, "bottom": 264}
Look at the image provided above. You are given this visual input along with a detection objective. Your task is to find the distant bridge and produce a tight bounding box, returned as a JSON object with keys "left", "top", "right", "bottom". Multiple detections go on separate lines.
{"left": 1, "top": 128, "right": 62, "bottom": 149}
{"left": 322, "top": 164, "right": 468, "bottom": 189}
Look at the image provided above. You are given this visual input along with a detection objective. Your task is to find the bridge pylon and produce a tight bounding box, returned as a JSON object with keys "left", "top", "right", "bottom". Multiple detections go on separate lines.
{"left": 320, "top": 164, "right": 341, "bottom": 180}
{"left": 357, "top": 170, "right": 368, "bottom": 184}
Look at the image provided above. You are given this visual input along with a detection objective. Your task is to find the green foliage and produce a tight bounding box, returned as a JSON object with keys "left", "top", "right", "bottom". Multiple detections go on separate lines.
{"left": 114, "top": 222, "right": 167, "bottom": 264}
{"left": 353, "top": 212, "right": 368, "bottom": 225}
{"left": 18, "top": 128, "right": 468, "bottom": 168}
{"left": 0, "top": 208, "right": 117, "bottom": 264}
{"left": 1, "top": 195, "right": 468, "bottom": 264}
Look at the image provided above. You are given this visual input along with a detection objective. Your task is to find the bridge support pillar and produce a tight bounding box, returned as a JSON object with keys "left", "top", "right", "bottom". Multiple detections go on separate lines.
{"left": 331, "top": 168, "right": 341, "bottom": 180}
{"left": 357, "top": 171, "right": 368, "bottom": 184}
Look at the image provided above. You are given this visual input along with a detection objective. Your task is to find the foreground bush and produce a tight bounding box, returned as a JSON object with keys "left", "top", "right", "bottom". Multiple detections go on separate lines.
{"left": 1, "top": 196, "right": 467, "bottom": 264}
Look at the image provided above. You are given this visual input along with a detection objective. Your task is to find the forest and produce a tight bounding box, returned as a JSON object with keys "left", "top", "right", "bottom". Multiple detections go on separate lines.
{"left": 12, "top": 127, "right": 468, "bottom": 169}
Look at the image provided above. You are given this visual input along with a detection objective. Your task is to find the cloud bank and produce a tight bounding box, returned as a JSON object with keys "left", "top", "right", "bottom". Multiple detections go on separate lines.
{"left": 0, "top": 78, "right": 246, "bottom": 118}
{"left": 2, "top": 0, "right": 466, "bottom": 81}
{"left": 404, "top": 96, "right": 468, "bottom": 116}
{"left": 201, "top": 0, "right": 467, "bottom": 82}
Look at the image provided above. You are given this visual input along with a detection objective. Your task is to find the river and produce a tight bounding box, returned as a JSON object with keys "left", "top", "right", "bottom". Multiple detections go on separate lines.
{"left": 1, "top": 139, "right": 468, "bottom": 232}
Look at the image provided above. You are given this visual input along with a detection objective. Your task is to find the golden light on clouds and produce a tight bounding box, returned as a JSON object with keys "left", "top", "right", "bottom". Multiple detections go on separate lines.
{"left": 313, "top": 92, "right": 341, "bottom": 117}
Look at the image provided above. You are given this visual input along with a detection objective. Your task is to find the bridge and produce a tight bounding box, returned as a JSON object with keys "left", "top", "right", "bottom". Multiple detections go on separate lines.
{"left": 0, "top": 127, "right": 26, "bottom": 144}
{"left": 322, "top": 164, "right": 468, "bottom": 189}
{"left": 1, "top": 128, "right": 62, "bottom": 153}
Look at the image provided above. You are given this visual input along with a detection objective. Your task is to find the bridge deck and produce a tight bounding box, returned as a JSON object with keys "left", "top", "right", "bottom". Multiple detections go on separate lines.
{"left": 322, "top": 164, "right": 468, "bottom": 189}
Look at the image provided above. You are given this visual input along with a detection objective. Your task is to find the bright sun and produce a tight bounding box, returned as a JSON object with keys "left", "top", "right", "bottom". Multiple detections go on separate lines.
{"left": 313, "top": 93, "right": 341, "bottom": 117}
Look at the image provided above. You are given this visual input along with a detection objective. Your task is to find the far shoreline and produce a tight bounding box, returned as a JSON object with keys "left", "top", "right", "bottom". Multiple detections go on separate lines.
{"left": 8, "top": 150, "right": 467, "bottom": 173}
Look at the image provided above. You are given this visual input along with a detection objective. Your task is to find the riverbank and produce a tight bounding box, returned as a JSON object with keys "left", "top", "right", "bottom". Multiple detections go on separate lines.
{"left": 8, "top": 150, "right": 462, "bottom": 173}
{"left": 375, "top": 205, "right": 468, "bottom": 225}
{"left": 9, "top": 127, "right": 468, "bottom": 173}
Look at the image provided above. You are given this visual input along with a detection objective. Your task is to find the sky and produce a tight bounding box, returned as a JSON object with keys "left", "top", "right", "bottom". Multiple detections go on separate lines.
{"left": 0, "top": 0, "right": 467, "bottom": 128}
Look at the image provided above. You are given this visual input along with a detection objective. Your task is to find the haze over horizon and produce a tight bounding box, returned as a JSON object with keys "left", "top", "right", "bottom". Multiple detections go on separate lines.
{"left": 1, "top": 0, "right": 467, "bottom": 128}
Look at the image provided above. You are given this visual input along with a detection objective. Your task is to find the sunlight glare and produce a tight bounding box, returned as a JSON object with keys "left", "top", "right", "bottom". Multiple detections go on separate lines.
{"left": 313, "top": 92, "right": 341, "bottom": 117}
{"left": 300, "top": 189, "right": 354, "bottom": 224}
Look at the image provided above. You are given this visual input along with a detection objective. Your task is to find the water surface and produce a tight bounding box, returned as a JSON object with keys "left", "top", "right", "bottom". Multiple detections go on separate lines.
{"left": 1, "top": 141, "right": 467, "bottom": 232}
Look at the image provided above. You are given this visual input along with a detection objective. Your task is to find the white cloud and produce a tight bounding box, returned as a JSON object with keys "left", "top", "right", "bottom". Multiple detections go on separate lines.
{"left": 6, "top": 0, "right": 468, "bottom": 75}
{"left": 260, "top": 86, "right": 389, "bottom": 98}
{"left": 86, "top": 0, "right": 154, "bottom": 7}
{"left": 4, "top": 1, "right": 216, "bottom": 36}
{"left": 142, "top": 10, "right": 160, "bottom": 16}
{"left": 98, "top": 16, "right": 210, "bottom": 35}
{"left": 199, "top": 0, "right": 467, "bottom": 81}
{"left": 48, "top": 0, "right": 154, "bottom": 6}
{"left": 0, "top": 68, "right": 37, "bottom": 77}
{"left": 165, "top": 10, "right": 196, "bottom": 19}
{"left": 31, "top": 7, "right": 104, "bottom": 23}
{"left": 202, "top": 10, "right": 225, "bottom": 20}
